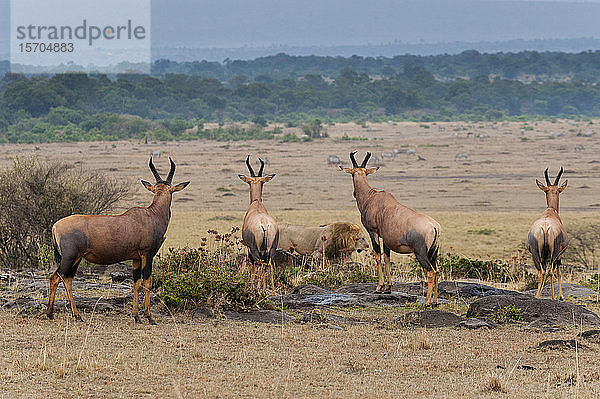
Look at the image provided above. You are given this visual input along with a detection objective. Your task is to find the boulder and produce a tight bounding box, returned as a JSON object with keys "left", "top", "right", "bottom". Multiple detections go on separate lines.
{"left": 438, "top": 281, "right": 518, "bottom": 298}
{"left": 523, "top": 283, "right": 599, "bottom": 299}
{"left": 397, "top": 310, "right": 465, "bottom": 328}
{"left": 467, "top": 294, "right": 600, "bottom": 326}
{"left": 456, "top": 317, "right": 498, "bottom": 329}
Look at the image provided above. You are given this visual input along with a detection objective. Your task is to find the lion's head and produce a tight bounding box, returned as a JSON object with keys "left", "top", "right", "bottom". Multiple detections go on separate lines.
{"left": 325, "top": 222, "right": 370, "bottom": 257}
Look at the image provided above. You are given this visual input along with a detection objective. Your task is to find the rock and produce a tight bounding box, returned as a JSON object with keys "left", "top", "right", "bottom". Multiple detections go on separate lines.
{"left": 577, "top": 329, "right": 600, "bottom": 343}
{"left": 224, "top": 310, "right": 292, "bottom": 324}
{"left": 526, "top": 319, "right": 564, "bottom": 333}
{"left": 397, "top": 310, "right": 465, "bottom": 328}
{"left": 456, "top": 317, "right": 498, "bottom": 329}
{"left": 192, "top": 307, "right": 214, "bottom": 319}
{"left": 110, "top": 271, "right": 129, "bottom": 283}
{"left": 291, "top": 284, "right": 331, "bottom": 295}
{"left": 438, "top": 281, "right": 518, "bottom": 298}
{"left": 467, "top": 294, "right": 600, "bottom": 326}
{"left": 524, "top": 283, "right": 599, "bottom": 299}
{"left": 537, "top": 339, "right": 584, "bottom": 350}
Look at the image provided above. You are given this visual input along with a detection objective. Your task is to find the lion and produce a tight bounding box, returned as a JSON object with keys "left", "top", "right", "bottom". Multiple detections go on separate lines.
{"left": 277, "top": 222, "right": 370, "bottom": 261}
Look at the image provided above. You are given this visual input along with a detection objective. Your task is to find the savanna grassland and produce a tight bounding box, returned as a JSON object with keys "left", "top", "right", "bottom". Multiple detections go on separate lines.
{"left": 1, "top": 120, "right": 600, "bottom": 398}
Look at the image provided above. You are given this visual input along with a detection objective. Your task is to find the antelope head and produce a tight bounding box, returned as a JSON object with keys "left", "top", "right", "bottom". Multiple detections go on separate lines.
{"left": 238, "top": 156, "right": 275, "bottom": 200}
{"left": 141, "top": 157, "right": 190, "bottom": 194}
{"left": 339, "top": 151, "right": 380, "bottom": 176}
{"left": 535, "top": 167, "right": 567, "bottom": 210}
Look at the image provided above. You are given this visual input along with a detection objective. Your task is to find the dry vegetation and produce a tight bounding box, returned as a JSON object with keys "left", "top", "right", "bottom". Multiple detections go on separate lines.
{"left": 1, "top": 120, "right": 600, "bottom": 397}
{"left": 3, "top": 309, "right": 600, "bottom": 398}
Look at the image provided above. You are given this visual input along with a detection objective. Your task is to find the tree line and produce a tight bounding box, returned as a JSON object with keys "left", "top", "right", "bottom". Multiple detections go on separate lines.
{"left": 1, "top": 55, "right": 600, "bottom": 143}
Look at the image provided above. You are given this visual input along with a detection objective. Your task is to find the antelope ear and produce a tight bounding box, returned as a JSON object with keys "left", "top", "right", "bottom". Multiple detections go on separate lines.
{"left": 141, "top": 180, "right": 155, "bottom": 192}
{"left": 535, "top": 179, "right": 546, "bottom": 191}
{"left": 340, "top": 167, "right": 353, "bottom": 174}
{"left": 262, "top": 174, "right": 276, "bottom": 182}
{"left": 558, "top": 179, "right": 568, "bottom": 192}
{"left": 238, "top": 174, "right": 251, "bottom": 183}
{"left": 171, "top": 181, "right": 190, "bottom": 192}
{"left": 365, "top": 167, "right": 379, "bottom": 175}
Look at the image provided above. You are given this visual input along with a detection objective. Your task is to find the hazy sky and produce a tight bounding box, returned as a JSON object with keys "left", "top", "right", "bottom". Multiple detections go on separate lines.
{"left": 1, "top": 0, "right": 600, "bottom": 55}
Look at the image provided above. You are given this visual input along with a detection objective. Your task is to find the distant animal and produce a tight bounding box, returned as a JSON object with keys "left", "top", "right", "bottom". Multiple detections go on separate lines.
{"left": 327, "top": 155, "right": 342, "bottom": 165}
{"left": 256, "top": 157, "right": 270, "bottom": 166}
{"left": 239, "top": 156, "right": 278, "bottom": 291}
{"left": 527, "top": 168, "right": 568, "bottom": 300}
{"left": 454, "top": 152, "right": 469, "bottom": 161}
{"left": 340, "top": 151, "right": 441, "bottom": 305}
{"left": 371, "top": 155, "right": 385, "bottom": 166}
{"left": 574, "top": 144, "right": 585, "bottom": 152}
{"left": 417, "top": 155, "right": 426, "bottom": 161}
{"left": 406, "top": 149, "right": 416, "bottom": 156}
{"left": 277, "top": 222, "right": 370, "bottom": 261}
{"left": 381, "top": 149, "right": 400, "bottom": 161}
{"left": 150, "top": 150, "right": 162, "bottom": 157}
{"left": 47, "top": 157, "right": 189, "bottom": 324}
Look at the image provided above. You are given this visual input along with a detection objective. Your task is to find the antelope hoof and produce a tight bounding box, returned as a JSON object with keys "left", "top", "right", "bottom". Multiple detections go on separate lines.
{"left": 74, "top": 315, "right": 84, "bottom": 323}
{"left": 374, "top": 285, "right": 383, "bottom": 294}
{"left": 146, "top": 315, "right": 157, "bottom": 325}
{"left": 46, "top": 312, "right": 54, "bottom": 320}
{"left": 133, "top": 314, "right": 142, "bottom": 324}
{"left": 384, "top": 285, "right": 392, "bottom": 294}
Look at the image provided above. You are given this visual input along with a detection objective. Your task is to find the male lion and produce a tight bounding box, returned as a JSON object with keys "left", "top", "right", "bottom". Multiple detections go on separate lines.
{"left": 277, "top": 222, "right": 370, "bottom": 261}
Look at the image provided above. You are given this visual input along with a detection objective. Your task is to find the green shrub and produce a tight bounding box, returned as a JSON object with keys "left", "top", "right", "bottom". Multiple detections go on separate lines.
{"left": 410, "top": 252, "right": 534, "bottom": 283}
{"left": 491, "top": 305, "right": 523, "bottom": 323}
{"left": 280, "top": 132, "right": 300, "bottom": 142}
{"left": 153, "top": 247, "right": 263, "bottom": 312}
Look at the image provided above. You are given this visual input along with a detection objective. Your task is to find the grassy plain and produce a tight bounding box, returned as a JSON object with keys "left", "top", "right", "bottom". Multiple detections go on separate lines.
{"left": 1, "top": 120, "right": 600, "bottom": 398}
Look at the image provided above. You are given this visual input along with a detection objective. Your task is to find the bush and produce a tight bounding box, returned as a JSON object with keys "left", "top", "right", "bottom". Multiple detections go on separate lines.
{"left": 0, "top": 157, "right": 129, "bottom": 269}
{"left": 152, "top": 231, "right": 264, "bottom": 312}
{"left": 411, "top": 252, "right": 534, "bottom": 284}
{"left": 564, "top": 223, "right": 600, "bottom": 269}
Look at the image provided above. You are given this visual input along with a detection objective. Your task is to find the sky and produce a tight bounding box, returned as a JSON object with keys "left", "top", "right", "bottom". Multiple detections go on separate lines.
{"left": 1, "top": 0, "right": 600, "bottom": 59}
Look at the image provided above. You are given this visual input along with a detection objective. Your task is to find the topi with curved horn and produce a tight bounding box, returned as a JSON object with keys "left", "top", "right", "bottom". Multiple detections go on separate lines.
{"left": 527, "top": 167, "right": 568, "bottom": 300}
{"left": 47, "top": 157, "right": 189, "bottom": 324}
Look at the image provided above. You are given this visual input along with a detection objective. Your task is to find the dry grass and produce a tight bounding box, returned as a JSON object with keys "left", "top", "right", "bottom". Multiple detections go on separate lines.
{"left": 2, "top": 309, "right": 600, "bottom": 398}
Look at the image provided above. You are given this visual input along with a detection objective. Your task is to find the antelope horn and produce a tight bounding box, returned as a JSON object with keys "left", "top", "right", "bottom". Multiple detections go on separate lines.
{"left": 166, "top": 157, "right": 176, "bottom": 184}
{"left": 149, "top": 156, "right": 162, "bottom": 183}
{"left": 360, "top": 152, "right": 371, "bottom": 168}
{"left": 257, "top": 158, "right": 265, "bottom": 177}
{"left": 245, "top": 155, "right": 256, "bottom": 177}
{"left": 350, "top": 151, "right": 358, "bottom": 168}
{"left": 544, "top": 168, "right": 550, "bottom": 186}
{"left": 554, "top": 166, "right": 564, "bottom": 186}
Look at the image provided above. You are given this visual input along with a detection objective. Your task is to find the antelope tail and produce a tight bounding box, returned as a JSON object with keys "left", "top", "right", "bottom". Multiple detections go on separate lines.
{"left": 260, "top": 225, "right": 269, "bottom": 262}
{"left": 427, "top": 227, "right": 439, "bottom": 270}
{"left": 51, "top": 227, "right": 61, "bottom": 266}
{"left": 540, "top": 226, "right": 551, "bottom": 264}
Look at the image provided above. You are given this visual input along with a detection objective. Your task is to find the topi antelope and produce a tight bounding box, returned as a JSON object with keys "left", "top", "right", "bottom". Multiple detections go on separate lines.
{"left": 239, "top": 156, "right": 279, "bottom": 291}
{"left": 340, "top": 151, "right": 441, "bottom": 305}
{"left": 527, "top": 167, "right": 568, "bottom": 300}
{"left": 47, "top": 157, "right": 189, "bottom": 324}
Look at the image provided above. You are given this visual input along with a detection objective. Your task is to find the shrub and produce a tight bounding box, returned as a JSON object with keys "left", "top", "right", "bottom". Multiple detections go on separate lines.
{"left": 0, "top": 157, "right": 129, "bottom": 269}
{"left": 152, "top": 230, "right": 264, "bottom": 312}
{"left": 564, "top": 223, "right": 600, "bottom": 269}
{"left": 411, "top": 252, "right": 534, "bottom": 283}
{"left": 491, "top": 305, "right": 523, "bottom": 323}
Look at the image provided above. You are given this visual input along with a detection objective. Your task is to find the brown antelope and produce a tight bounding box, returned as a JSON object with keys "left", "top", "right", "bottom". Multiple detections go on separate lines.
{"left": 527, "top": 167, "right": 568, "bottom": 300}
{"left": 238, "top": 156, "right": 279, "bottom": 291}
{"left": 46, "top": 157, "right": 189, "bottom": 324}
{"left": 340, "top": 151, "right": 441, "bottom": 305}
